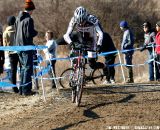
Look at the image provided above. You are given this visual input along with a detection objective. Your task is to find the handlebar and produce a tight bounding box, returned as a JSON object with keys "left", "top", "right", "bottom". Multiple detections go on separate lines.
{"left": 72, "top": 44, "right": 93, "bottom": 52}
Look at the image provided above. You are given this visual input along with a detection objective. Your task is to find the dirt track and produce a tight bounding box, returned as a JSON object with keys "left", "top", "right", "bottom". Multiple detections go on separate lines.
{"left": 0, "top": 83, "right": 160, "bottom": 130}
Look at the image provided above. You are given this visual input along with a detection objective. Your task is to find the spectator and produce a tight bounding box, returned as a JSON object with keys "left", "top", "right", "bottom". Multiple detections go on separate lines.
{"left": 43, "top": 30, "right": 57, "bottom": 88}
{"left": 120, "top": 20, "right": 134, "bottom": 83}
{"left": 0, "top": 22, "right": 4, "bottom": 75}
{"left": 155, "top": 21, "right": 160, "bottom": 78}
{"left": 140, "top": 22, "right": 159, "bottom": 81}
{"left": 3, "top": 16, "right": 20, "bottom": 93}
{"left": 101, "top": 32, "right": 117, "bottom": 84}
{"left": 15, "top": 0, "right": 38, "bottom": 96}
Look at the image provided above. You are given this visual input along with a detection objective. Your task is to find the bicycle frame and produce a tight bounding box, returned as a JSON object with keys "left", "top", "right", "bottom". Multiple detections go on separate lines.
{"left": 70, "top": 49, "right": 85, "bottom": 106}
{"left": 70, "top": 47, "right": 104, "bottom": 84}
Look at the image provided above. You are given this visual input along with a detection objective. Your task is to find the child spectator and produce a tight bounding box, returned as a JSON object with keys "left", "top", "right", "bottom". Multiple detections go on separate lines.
{"left": 43, "top": 30, "right": 57, "bottom": 88}
{"left": 3, "top": 16, "right": 20, "bottom": 93}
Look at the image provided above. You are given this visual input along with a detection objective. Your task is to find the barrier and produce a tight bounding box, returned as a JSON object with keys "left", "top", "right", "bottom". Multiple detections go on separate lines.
{"left": 0, "top": 45, "right": 159, "bottom": 101}
{"left": 1, "top": 45, "right": 159, "bottom": 84}
{"left": 0, "top": 45, "right": 47, "bottom": 51}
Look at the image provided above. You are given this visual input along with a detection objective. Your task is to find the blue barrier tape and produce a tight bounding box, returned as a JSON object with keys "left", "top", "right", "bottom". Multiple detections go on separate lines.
{"left": 49, "top": 57, "right": 73, "bottom": 61}
{"left": 45, "top": 47, "right": 140, "bottom": 62}
{"left": 0, "top": 80, "right": 32, "bottom": 88}
{"left": 1, "top": 45, "right": 159, "bottom": 88}
{"left": 38, "top": 76, "right": 64, "bottom": 80}
{"left": 108, "top": 63, "right": 121, "bottom": 67}
{"left": 98, "top": 50, "right": 118, "bottom": 56}
{"left": 0, "top": 45, "right": 47, "bottom": 51}
{"left": 35, "top": 66, "right": 51, "bottom": 78}
{"left": 121, "top": 58, "right": 154, "bottom": 67}
{"left": 0, "top": 82, "right": 16, "bottom": 88}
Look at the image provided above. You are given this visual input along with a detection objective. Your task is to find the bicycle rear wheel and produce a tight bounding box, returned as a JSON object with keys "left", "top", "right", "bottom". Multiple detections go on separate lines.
{"left": 59, "top": 68, "right": 74, "bottom": 88}
{"left": 92, "top": 68, "right": 104, "bottom": 84}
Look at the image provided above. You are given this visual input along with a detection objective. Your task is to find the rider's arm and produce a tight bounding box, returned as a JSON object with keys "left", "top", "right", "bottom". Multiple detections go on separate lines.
{"left": 63, "top": 17, "right": 75, "bottom": 44}
{"left": 56, "top": 37, "right": 68, "bottom": 45}
{"left": 87, "top": 15, "right": 103, "bottom": 46}
{"left": 95, "top": 25, "right": 103, "bottom": 46}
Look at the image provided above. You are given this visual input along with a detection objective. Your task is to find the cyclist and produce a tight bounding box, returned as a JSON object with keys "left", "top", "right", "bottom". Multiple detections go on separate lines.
{"left": 63, "top": 6, "right": 104, "bottom": 70}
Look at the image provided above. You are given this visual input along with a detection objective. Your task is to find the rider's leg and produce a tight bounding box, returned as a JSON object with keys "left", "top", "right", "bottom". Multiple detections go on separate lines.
{"left": 103, "top": 54, "right": 116, "bottom": 83}
{"left": 88, "top": 58, "right": 104, "bottom": 69}
{"left": 107, "top": 54, "right": 116, "bottom": 81}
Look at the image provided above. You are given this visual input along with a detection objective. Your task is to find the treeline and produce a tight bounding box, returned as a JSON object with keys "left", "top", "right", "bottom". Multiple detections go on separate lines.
{"left": 0, "top": 0, "right": 159, "bottom": 48}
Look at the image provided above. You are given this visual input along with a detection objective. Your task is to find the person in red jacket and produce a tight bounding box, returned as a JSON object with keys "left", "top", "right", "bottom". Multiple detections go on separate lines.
{"left": 155, "top": 21, "right": 160, "bottom": 78}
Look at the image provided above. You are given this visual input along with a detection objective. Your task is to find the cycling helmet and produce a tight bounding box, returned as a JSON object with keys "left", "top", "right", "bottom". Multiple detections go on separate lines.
{"left": 74, "top": 6, "right": 87, "bottom": 24}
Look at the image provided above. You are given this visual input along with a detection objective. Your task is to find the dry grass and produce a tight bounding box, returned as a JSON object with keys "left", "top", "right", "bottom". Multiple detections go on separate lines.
{"left": 0, "top": 0, "right": 159, "bottom": 42}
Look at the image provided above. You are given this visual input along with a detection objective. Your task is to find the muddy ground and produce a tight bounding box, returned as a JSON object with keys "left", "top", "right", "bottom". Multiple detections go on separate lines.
{"left": 0, "top": 83, "right": 160, "bottom": 130}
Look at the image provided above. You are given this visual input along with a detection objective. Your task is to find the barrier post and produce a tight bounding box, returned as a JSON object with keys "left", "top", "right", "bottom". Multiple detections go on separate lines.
{"left": 33, "top": 68, "right": 39, "bottom": 91}
{"left": 33, "top": 50, "right": 39, "bottom": 91}
{"left": 118, "top": 51, "right": 126, "bottom": 82}
{"left": 152, "top": 45, "right": 156, "bottom": 80}
{"left": 37, "top": 50, "right": 46, "bottom": 102}
{"left": 0, "top": 75, "right": 2, "bottom": 91}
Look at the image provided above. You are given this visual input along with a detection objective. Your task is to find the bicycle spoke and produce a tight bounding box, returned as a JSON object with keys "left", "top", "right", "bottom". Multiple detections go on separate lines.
{"left": 59, "top": 68, "right": 74, "bottom": 88}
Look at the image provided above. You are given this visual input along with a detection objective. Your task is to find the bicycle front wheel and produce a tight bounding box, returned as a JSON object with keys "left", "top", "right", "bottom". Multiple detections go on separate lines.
{"left": 75, "top": 67, "right": 84, "bottom": 106}
{"left": 59, "top": 68, "right": 74, "bottom": 88}
{"left": 92, "top": 68, "right": 104, "bottom": 84}
{"left": 75, "top": 83, "right": 83, "bottom": 106}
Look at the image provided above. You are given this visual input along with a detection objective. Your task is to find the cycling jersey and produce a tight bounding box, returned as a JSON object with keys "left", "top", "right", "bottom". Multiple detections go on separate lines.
{"left": 63, "top": 14, "right": 103, "bottom": 51}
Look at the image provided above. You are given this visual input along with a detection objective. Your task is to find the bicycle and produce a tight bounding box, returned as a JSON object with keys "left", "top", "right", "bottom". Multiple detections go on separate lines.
{"left": 59, "top": 65, "right": 105, "bottom": 88}
{"left": 59, "top": 45, "right": 105, "bottom": 106}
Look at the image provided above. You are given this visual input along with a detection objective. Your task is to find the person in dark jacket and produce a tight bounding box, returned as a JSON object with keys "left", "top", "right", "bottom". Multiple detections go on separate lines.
{"left": 15, "top": 0, "right": 38, "bottom": 96}
{"left": 101, "top": 32, "right": 117, "bottom": 84}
